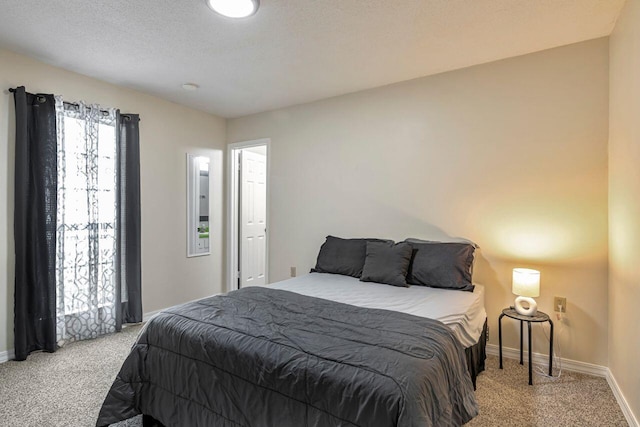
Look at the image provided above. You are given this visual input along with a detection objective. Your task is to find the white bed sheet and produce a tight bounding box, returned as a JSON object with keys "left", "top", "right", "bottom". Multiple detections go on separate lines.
{"left": 268, "top": 272, "right": 486, "bottom": 348}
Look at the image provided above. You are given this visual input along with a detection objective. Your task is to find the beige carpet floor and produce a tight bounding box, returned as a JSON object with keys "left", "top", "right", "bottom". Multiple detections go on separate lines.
{"left": 469, "top": 356, "right": 628, "bottom": 426}
{"left": 0, "top": 325, "right": 628, "bottom": 427}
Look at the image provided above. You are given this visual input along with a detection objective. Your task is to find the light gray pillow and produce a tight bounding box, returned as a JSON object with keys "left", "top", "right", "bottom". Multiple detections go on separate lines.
{"left": 360, "top": 241, "right": 413, "bottom": 287}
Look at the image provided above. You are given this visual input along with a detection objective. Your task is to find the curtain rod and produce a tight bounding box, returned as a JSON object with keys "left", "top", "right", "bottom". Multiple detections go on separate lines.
{"left": 8, "top": 87, "right": 139, "bottom": 121}
{"left": 63, "top": 101, "right": 114, "bottom": 117}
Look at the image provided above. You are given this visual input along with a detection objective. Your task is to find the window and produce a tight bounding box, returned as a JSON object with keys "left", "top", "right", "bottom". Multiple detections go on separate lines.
{"left": 55, "top": 99, "right": 119, "bottom": 342}
{"left": 11, "top": 85, "right": 141, "bottom": 360}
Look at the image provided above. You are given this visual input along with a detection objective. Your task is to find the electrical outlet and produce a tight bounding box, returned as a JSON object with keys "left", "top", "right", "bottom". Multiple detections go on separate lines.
{"left": 554, "top": 296, "right": 566, "bottom": 312}
{"left": 290, "top": 266, "right": 296, "bottom": 277}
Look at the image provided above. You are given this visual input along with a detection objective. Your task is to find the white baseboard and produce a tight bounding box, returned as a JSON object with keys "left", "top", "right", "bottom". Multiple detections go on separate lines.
{"left": 0, "top": 348, "right": 15, "bottom": 363}
{"left": 143, "top": 294, "right": 218, "bottom": 322}
{"left": 485, "top": 343, "right": 608, "bottom": 376}
{"left": 487, "top": 343, "right": 638, "bottom": 426}
{"left": 142, "top": 308, "right": 163, "bottom": 322}
{"left": 606, "top": 368, "right": 639, "bottom": 427}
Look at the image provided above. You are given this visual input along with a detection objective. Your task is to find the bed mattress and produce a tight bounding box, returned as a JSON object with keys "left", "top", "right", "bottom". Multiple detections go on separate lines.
{"left": 269, "top": 272, "right": 486, "bottom": 348}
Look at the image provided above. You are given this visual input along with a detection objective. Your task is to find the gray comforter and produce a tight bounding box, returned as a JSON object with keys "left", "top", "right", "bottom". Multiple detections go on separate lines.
{"left": 97, "top": 287, "right": 478, "bottom": 427}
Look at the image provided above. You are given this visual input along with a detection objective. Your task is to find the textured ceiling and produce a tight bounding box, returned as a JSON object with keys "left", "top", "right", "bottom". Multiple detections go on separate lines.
{"left": 0, "top": 0, "right": 625, "bottom": 118}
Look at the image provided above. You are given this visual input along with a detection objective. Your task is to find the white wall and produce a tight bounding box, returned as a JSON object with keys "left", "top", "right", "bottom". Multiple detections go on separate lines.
{"left": 609, "top": 0, "right": 640, "bottom": 421}
{"left": 228, "top": 39, "right": 610, "bottom": 365}
{"left": 0, "top": 48, "right": 226, "bottom": 355}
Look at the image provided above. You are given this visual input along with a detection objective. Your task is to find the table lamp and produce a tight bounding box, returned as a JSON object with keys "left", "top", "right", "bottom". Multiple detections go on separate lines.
{"left": 512, "top": 268, "right": 540, "bottom": 316}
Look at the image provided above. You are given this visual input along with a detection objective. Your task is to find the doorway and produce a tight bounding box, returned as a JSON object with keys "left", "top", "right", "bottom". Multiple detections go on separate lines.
{"left": 227, "top": 139, "right": 269, "bottom": 291}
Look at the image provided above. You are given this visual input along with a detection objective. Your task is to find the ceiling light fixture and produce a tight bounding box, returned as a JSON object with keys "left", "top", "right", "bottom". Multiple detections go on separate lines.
{"left": 182, "top": 83, "right": 200, "bottom": 91}
{"left": 206, "top": 0, "right": 259, "bottom": 18}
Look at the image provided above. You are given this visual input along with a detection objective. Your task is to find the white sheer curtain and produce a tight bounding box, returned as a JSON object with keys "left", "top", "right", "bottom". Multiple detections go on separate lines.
{"left": 55, "top": 97, "right": 119, "bottom": 344}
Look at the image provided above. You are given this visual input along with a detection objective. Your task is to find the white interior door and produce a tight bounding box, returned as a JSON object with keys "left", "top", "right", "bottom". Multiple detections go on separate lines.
{"left": 239, "top": 149, "right": 267, "bottom": 287}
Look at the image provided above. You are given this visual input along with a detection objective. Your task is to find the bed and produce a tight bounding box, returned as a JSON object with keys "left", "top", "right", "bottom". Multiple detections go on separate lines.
{"left": 97, "top": 237, "right": 486, "bottom": 427}
{"left": 270, "top": 272, "right": 488, "bottom": 387}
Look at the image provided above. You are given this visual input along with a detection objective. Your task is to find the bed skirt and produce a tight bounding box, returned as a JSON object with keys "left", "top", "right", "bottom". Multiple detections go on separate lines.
{"left": 465, "top": 318, "right": 488, "bottom": 390}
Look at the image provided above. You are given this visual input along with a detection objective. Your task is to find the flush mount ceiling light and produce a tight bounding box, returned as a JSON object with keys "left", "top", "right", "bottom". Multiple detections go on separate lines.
{"left": 182, "top": 83, "right": 200, "bottom": 91}
{"left": 206, "top": 0, "right": 259, "bottom": 18}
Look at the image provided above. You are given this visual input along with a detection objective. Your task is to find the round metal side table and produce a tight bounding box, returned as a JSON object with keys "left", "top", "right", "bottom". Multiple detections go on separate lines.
{"left": 498, "top": 307, "right": 554, "bottom": 385}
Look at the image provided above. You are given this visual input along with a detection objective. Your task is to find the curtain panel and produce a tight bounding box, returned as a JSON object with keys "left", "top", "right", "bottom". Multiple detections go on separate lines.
{"left": 117, "top": 112, "right": 142, "bottom": 326}
{"left": 13, "top": 86, "right": 58, "bottom": 361}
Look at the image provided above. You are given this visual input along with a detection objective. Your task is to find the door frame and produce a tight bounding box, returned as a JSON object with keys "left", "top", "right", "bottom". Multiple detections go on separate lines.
{"left": 227, "top": 138, "right": 270, "bottom": 292}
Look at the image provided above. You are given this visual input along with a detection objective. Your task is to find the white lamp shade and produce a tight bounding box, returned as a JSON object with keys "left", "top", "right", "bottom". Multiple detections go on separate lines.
{"left": 512, "top": 268, "right": 540, "bottom": 297}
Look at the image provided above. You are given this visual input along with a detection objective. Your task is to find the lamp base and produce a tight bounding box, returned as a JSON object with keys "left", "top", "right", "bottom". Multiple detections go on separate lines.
{"left": 514, "top": 296, "right": 538, "bottom": 316}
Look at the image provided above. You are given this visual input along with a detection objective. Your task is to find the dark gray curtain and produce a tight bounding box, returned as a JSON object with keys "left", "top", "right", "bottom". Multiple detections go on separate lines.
{"left": 116, "top": 112, "right": 142, "bottom": 326}
{"left": 13, "top": 86, "right": 58, "bottom": 361}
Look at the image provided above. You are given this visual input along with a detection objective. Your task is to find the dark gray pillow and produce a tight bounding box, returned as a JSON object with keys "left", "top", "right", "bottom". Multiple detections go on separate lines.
{"left": 405, "top": 237, "right": 478, "bottom": 248}
{"left": 405, "top": 241, "right": 475, "bottom": 292}
{"left": 360, "top": 241, "right": 413, "bottom": 287}
{"left": 311, "top": 236, "right": 391, "bottom": 278}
